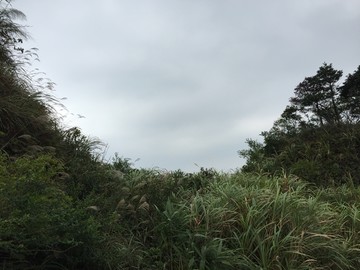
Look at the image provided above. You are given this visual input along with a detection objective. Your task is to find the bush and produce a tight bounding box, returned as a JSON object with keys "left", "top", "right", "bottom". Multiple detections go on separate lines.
{"left": 0, "top": 153, "right": 102, "bottom": 269}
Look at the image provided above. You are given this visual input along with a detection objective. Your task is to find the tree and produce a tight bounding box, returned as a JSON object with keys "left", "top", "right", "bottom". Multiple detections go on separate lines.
{"left": 340, "top": 66, "right": 360, "bottom": 122}
{"left": 290, "top": 63, "right": 343, "bottom": 126}
{"left": 239, "top": 63, "right": 360, "bottom": 186}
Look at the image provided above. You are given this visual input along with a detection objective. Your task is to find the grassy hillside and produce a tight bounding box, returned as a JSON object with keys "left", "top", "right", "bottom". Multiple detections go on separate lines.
{"left": 2, "top": 157, "right": 360, "bottom": 269}
{"left": 1, "top": 2, "right": 360, "bottom": 269}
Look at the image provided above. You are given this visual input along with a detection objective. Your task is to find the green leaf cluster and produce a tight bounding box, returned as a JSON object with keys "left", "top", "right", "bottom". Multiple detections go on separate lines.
{"left": 240, "top": 63, "right": 360, "bottom": 186}
{"left": 0, "top": 154, "right": 101, "bottom": 269}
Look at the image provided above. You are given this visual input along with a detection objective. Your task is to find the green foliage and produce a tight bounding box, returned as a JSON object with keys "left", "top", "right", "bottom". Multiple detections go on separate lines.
{"left": 238, "top": 139, "right": 274, "bottom": 174}
{"left": 121, "top": 173, "right": 360, "bottom": 269}
{"left": 54, "top": 127, "right": 107, "bottom": 199}
{"left": 290, "top": 63, "right": 343, "bottom": 126}
{"left": 2, "top": 3, "right": 360, "bottom": 269}
{"left": 0, "top": 0, "right": 61, "bottom": 158}
{"left": 341, "top": 65, "right": 360, "bottom": 121}
{"left": 240, "top": 63, "right": 360, "bottom": 186}
{"left": 0, "top": 153, "right": 102, "bottom": 269}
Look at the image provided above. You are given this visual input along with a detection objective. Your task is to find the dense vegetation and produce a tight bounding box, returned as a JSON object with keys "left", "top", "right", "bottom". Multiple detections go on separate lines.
{"left": 240, "top": 63, "right": 360, "bottom": 186}
{"left": 1, "top": 1, "right": 360, "bottom": 269}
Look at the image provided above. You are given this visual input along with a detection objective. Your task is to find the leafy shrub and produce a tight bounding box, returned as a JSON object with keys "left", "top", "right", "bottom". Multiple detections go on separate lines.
{"left": 0, "top": 153, "right": 102, "bottom": 269}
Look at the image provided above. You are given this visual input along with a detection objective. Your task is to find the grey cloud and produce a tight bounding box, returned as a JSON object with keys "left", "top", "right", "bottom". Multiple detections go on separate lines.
{"left": 14, "top": 0, "right": 360, "bottom": 171}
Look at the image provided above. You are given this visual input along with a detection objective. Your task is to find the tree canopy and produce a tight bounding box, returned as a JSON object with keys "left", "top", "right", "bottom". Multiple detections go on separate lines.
{"left": 240, "top": 63, "right": 360, "bottom": 185}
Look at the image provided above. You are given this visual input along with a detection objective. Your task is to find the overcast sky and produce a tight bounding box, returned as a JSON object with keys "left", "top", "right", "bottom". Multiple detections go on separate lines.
{"left": 13, "top": 0, "right": 360, "bottom": 172}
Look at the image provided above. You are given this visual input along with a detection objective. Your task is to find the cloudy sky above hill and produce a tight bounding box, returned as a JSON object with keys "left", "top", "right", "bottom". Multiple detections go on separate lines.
{"left": 14, "top": 0, "right": 360, "bottom": 172}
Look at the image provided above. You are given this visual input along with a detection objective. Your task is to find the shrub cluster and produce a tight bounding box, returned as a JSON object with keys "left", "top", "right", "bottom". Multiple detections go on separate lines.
{"left": 240, "top": 63, "right": 360, "bottom": 186}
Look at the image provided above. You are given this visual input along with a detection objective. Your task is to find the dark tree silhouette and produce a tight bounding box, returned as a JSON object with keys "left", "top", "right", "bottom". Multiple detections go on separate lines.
{"left": 290, "top": 63, "right": 343, "bottom": 126}
{"left": 240, "top": 63, "right": 360, "bottom": 186}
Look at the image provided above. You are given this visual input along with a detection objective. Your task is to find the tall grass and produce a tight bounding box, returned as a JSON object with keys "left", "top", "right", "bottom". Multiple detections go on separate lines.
{"left": 133, "top": 173, "right": 360, "bottom": 269}
{"left": 3, "top": 149, "right": 360, "bottom": 269}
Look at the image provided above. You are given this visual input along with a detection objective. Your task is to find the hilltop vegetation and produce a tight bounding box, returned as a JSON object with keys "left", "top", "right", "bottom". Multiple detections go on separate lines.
{"left": 1, "top": 1, "right": 360, "bottom": 269}
{"left": 240, "top": 63, "right": 360, "bottom": 186}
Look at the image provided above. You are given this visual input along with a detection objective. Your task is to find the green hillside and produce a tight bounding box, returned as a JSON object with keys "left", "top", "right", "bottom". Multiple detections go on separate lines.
{"left": 1, "top": 2, "right": 360, "bottom": 269}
